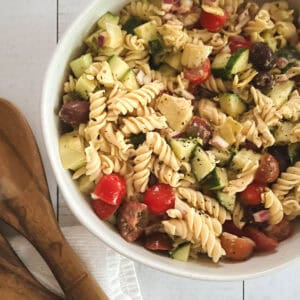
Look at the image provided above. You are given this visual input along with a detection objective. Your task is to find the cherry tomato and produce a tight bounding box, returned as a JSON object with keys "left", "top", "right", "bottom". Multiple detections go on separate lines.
{"left": 92, "top": 174, "right": 126, "bottom": 206}
{"left": 144, "top": 184, "right": 175, "bottom": 215}
{"left": 144, "top": 233, "right": 173, "bottom": 251}
{"left": 240, "top": 182, "right": 266, "bottom": 206}
{"left": 244, "top": 226, "right": 278, "bottom": 252}
{"left": 263, "top": 218, "right": 293, "bottom": 242}
{"left": 92, "top": 200, "right": 118, "bottom": 221}
{"left": 184, "top": 59, "right": 211, "bottom": 84}
{"left": 254, "top": 153, "right": 280, "bottom": 184}
{"left": 229, "top": 35, "right": 252, "bottom": 53}
{"left": 221, "top": 232, "right": 255, "bottom": 261}
{"left": 200, "top": 9, "right": 227, "bottom": 32}
{"left": 117, "top": 201, "right": 149, "bottom": 242}
{"left": 223, "top": 221, "right": 244, "bottom": 237}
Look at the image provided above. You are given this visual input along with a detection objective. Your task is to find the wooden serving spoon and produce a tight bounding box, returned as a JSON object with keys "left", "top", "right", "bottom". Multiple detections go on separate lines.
{"left": 0, "top": 231, "right": 62, "bottom": 299}
{"left": 0, "top": 98, "right": 108, "bottom": 300}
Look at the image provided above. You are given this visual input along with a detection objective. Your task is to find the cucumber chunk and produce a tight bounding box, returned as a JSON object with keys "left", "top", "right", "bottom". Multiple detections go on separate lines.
{"left": 211, "top": 53, "right": 231, "bottom": 78}
{"left": 171, "top": 243, "right": 191, "bottom": 262}
{"left": 85, "top": 29, "right": 103, "bottom": 52}
{"left": 191, "top": 146, "right": 216, "bottom": 182}
{"left": 216, "top": 192, "right": 236, "bottom": 212}
{"left": 108, "top": 55, "right": 130, "bottom": 80}
{"left": 210, "top": 147, "right": 234, "bottom": 167}
{"left": 123, "top": 16, "right": 143, "bottom": 34}
{"left": 149, "top": 39, "right": 165, "bottom": 55}
{"left": 169, "top": 138, "right": 197, "bottom": 161}
{"left": 274, "top": 122, "right": 294, "bottom": 144}
{"left": 103, "top": 23, "right": 123, "bottom": 48}
{"left": 288, "top": 143, "right": 300, "bottom": 164}
{"left": 70, "top": 53, "right": 93, "bottom": 78}
{"left": 96, "top": 61, "right": 114, "bottom": 88}
{"left": 121, "top": 69, "right": 139, "bottom": 91}
{"left": 59, "top": 131, "right": 86, "bottom": 171}
{"left": 75, "top": 75, "right": 98, "bottom": 100}
{"left": 130, "top": 133, "right": 146, "bottom": 149}
{"left": 226, "top": 48, "right": 249, "bottom": 75}
{"left": 164, "top": 52, "right": 182, "bottom": 71}
{"left": 158, "top": 64, "right": 177, "bottom": 77}
{"left": 268, "top": 80, "right": 295, "bottom": 107}
{"left": 134, "top": 21, "right": 158, "bottom": 42}
{"left": 78, "top": 176, "right": 94, "bottom": 194}
{"left": 219, "top": 93, "right": 246, "bottom": 118}
{"left": 97, "top": 12, "right": 119, "bottom": 30}
{"left": 204, "top": 167, "right": 228, "bottom": 190}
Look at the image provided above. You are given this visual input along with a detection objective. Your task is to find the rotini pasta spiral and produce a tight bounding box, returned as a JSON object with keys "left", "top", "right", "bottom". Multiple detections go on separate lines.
{"left": 114, "top": 81, "right": 164, "bottom": 116}
{"left": 64, "top": 75, "right": 77, "bottom": 93}
{"left": 291, "top": 124, "right": 300, "bottom": 143}
{"left": 121, "top": 114, "right": 168, "bottom": 136}
{"left": 238, "top": 119, "right": 262, "bottom": 148}
{"left": 124, "top": 33, "right": 146, "bottom": 51}
{"left": 278, "top": 90, "right": 300, "bottom": 122}
{"left": 85, "top": 142, "right": 101, "bottom": 182}
{"left": 146, "top": 132, "right": 180, "bottom": 171}
{"left": 177, "top": 187, "right": 230, "bottom": 224}
{"left": 198, "top": 99, "right": 227, "bottom": 126}
{"left": 261, "top": 188, "right": 284, "bottom": 225}
{"left": 232, "top": 201, "right": 246, "bottom": 229}
{"left": 85, "top": 90, "right": 107, "bottom": 143}
{"left": 272, "top": 162, "right": 300, "bottom": 199}
{"left": 132, "top": 144, "right": 153, "bottom": 193}
{"left": 201, "top": 74, "right": 231, "bottom": 94}
{"left": 281, "top": 188, "right": 300, "bottom": 220}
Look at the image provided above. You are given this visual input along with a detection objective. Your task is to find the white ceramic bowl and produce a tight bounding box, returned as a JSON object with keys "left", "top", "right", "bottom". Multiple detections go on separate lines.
{"left": 42, "top": 0, "right": 300, "bottom": 281}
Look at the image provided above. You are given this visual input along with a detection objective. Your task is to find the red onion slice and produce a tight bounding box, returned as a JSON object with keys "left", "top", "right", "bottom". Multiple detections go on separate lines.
{"left": 253, "top": 210, "right": 270, "bottom": 223}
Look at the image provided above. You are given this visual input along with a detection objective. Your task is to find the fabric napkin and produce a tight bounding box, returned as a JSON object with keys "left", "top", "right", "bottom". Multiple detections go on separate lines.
{"left": 8, "top": 226, "right": 143, "bottom": 300}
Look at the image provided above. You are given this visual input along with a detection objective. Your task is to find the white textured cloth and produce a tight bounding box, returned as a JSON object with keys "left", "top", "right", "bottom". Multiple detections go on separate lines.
{"left": 8, "top": 226, "right": 142, "bottom": 300}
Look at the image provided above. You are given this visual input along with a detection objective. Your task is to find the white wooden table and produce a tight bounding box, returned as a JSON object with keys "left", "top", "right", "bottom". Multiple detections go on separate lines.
{"left": 0, "top": 1, "right": 300, "bottom": 299}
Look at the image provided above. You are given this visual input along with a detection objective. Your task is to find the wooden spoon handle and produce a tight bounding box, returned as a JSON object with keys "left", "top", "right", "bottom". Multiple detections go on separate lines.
{"left": 33, "top": 229, "right": 108, "bottom": 300}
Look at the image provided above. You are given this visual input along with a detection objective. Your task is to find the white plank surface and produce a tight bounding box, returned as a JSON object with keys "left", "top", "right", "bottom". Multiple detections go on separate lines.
{"left": 0, "top": 0, "right": 299, "bottom": 299}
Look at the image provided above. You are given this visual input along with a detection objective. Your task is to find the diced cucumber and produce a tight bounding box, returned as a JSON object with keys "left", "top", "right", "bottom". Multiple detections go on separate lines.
{"left": 59, "top": 131, "right": 86, "bottom": 171}
{"left": 158, "top": 64, "right": 177, "bottom": 77}
{"left": 210, "top": 147, "right": 234, "bottom": 167}
{"left": 171, "top": 243, "right": 191, "bottom": 262}
{"left": 96, "top": 61, "right": 114, "bottom": 88}
{"left": 211, "top": 53, "right": 231, "bottom": 78}
{"left": 164, "top": 53, "right": 182, "bottom": 71}
{"left": 149, "top": 54, "right": 163, "bottom": 70}
{"left": 106, "top": 213, "right": 117, "bottom": 225}
{"left": 226, "top": 48, "right": 249, "bottom": 76}
{"left": 273, "top": 122, "right": 294, "bottom": 144}
{"left": 217, "top": 117, "right": 242, "bottom": 146}
{"left": 123, "top": 16, "right": 143, "bottom": 34}
{"left": 85, "top": 29, "right": 103, "bottom": 52}
{"left": 169, "top": 138, "right": 197, "bottom": 161}
{"left": 130, "top": 133, "right": 146, "bottom": 149}
{"left": 288, "top": 143, "right": 300, "bottom": 164}
{"left": 121, "top": 69, "right": 139, "bottom": 91}
{"left": 268, "top": 80, "right": 295, "bottom": 107}
{"left": 97, "top": 12, "right": 119, "bottom": 30}
{"left": 75, "top": 75, "right": 98, "bottom": 99}
{"left": 191, "top": 146, "right": 216, "bottom": 182}
{"left": 216, "top": 192, "right": 236, "bottom": 213}
{"left": 204, "top": 167, "right": 228, "bottom": 190}
{"left": 78, "top": 175, "right": 94, "bottom": 194}
{"left": 230, "top": 149, "right": 260, "bottom": 172}
{"left": 149, "top": 39, "right": 165, "bottom": 55}
{"left": 63, "top": 92, "right": 83, "bottom": 103}
{"left": 70, "top": 53, "right": 93, "bottom": 78}
{"left": 108, "top": 55, "right": 130, "bottom": 80}
{"left": 103, "top": 23, "right": 123, "bottom": 48}
{"left": 219, "top": 93, "right": 246, "bottom": 118}
{"left": 134, "top": 21, "right": 158, "bottom": 42}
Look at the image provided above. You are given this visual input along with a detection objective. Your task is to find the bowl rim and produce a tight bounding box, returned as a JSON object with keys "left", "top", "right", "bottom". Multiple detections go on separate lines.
{"left": 41, "top": 0, "right": 300, "bottom": 281}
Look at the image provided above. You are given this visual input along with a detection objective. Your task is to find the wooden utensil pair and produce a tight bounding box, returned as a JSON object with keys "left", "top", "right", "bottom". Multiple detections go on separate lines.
{"left": 0, "top": 98, "right": 108, "bottom": 299}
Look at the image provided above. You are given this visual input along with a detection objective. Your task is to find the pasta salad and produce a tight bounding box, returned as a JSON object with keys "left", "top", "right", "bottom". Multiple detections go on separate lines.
{"left": 58, "top": 0, "right": 300, "bottom": 263}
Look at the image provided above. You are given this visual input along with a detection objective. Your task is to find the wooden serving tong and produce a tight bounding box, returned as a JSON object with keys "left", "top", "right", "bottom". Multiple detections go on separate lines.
{"left": 0, "top": 98, "right": 108, "bottom": 299}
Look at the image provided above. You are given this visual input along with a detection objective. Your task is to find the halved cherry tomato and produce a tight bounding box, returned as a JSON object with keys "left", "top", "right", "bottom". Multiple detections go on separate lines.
{"left": 244, "top": 226, "right": 278, "bottom": 252}
{"left": 144, "top": 183, "right": 175, "bottom": 215}
{"left": 240, "top": 182, "right": 266, "bottom": 206}
{"left": 184, "top": 59, "right": 211, "bottom": 84}
{"left": 92, "top": 200, "right": 118, "bottom": 220}
{"left": 221, "top": 232, "right": 255, "bottom": 261}
{"left": 263, "top": 218, "right": 293, "bottom": 242}
{"left": 144, "top": 233, "right": 173, "bottom": 251}
{"left": 223, "top": 221, "right": 244, "bottom": 237}
{"left": 254, "top": 153, "right": 280, "bottom": 184}
{"left": 200, "top": 9, "right": 227, "bottom": 32}
{"left": 92, "top": 173, "right": 126, "bottom": 206}
{"left": 229, "top": 35, "right": 252, "bottom": 53}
